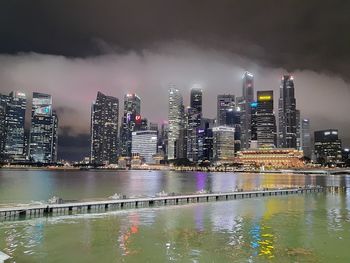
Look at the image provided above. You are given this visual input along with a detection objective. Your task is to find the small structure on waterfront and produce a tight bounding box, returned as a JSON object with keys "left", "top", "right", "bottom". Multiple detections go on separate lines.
{"left": 236, "top": 148, "right": 304, "bottom": 169}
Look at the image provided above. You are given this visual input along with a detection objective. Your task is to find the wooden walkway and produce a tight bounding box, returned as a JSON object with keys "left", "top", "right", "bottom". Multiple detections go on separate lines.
{"left": 0, "top": 187, "right": 323, "bottom": 221}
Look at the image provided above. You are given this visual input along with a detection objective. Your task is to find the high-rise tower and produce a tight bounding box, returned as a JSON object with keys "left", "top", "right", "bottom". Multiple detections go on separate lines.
{"left": 120, "top": 93, "right": 141, "bottom": 157}
{"left": 29, "top": 92, "right": 58, "bottom": 163}
{"left": 90, "top": 92, "right": 119, "bottom": 164}
{"left": 278, "top": 75, "right": 297, "bottom": 148}
{"left": 168, "top": 87, "right": 183, "bottom": 160}
{"left": 217, "top": 94, "right": 235, "bottom": 126}
{"left": 187, "top": 85, "right": 203, "bottom": 162}
{"left": 0, "top": 91, "right": 27, "bottom": 162}
{"left": 239, "top": 71, "right": 254, "bottom": 149}
{"left": 256, "top": 91, "right": 277, "bottom": 148}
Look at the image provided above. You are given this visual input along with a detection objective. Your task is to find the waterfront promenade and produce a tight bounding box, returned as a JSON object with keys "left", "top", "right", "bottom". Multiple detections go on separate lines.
{"left": 0, "top": 187, "right": 323, "bottom": 221}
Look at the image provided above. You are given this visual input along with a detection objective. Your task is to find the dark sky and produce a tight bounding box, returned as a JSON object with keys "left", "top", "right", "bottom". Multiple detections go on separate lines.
{"left": 1, "top": 0, "right": 350, "bottom": 160}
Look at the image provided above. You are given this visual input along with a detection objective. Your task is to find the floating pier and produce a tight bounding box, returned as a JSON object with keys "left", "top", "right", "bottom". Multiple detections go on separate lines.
{"left": 0, "top": 187, "right": 324, "bottom": 221}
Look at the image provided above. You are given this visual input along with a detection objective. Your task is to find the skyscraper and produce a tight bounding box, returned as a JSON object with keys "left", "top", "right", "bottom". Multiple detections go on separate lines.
{"left": 225, "top": 107, "right": 241, "bottom": 152}
{"left": 201, "top": 118, "right": 215, "bottom": 162}
{"left": 296, "top": 109, "right": 301, "bottom": 149}
{"left": 278, "top": 75, "right": 297, "bottom": 148}
{"left": 250, "top": 101, "right": 258, "bottom": 148}
{"left": 190, "top": 85, "right": 203, "bottom": 116}
{"left": 300, "top": 118, "right": 311, "bottom": 158}
{"left": 314, "top": 129, "right": 342, "bottom": 165}
{"left": 120, "top": 93, "right": 141, "bottom": 157}
{"left": 256, "top": 91, "right": 277, "bottom": 148}
{"left": 132, "top": 130, "right": 158, "bottom": 164}
{"left": 0, "top": 92, "right": 27, "bottom": 162}
{"left": 212, "top": 126, "right": 235, "bottom": 162}
{"left": 90, "top": 92, "right": 119, "bottom": 164}
{"left": 239, "top": 71, "right": 254, "bottom": 149}
{"left": 29, "top": 92, "right": 58, "bottom": 163}
{"left": 217, "top": 94, "right": 235, "bottom": 126}
{"left": 0, "top": 101, "right": 6, "bottom": 161}
{"left": 168, "top": 87, "right": 183, "bottom": 160}
{"left": 187, "top": 86, "right": 203, "bottom": 162}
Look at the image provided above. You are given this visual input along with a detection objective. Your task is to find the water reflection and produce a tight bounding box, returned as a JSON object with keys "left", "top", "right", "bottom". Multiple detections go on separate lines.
{"left": 1, "top": 170, "right": 350, "bottom": 204}
{"left": 0, "top": 192, "right": 350, "bottom": 262}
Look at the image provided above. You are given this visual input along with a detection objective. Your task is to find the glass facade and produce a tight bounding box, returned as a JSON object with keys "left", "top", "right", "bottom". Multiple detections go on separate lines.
{"left": 256, "top": 90, "right": 277, "bottom": 148}
{"left": 29, "top": 92, "right": 58, "bottom": 163}
{"left": 120, "top": 93, "right": 141, "bottom": 157}
{"left": 278, "top": 75, "right": 297, "bottom": 148}
{"left": 168, "top": 87, "right": 183, "bottom": 160}
{"left": 0, "top": 92, "right": 27, "bottom": 162}
{"left": 90, "top": 92, "right": 119, "bottom": 164}
{"left": 131, "top": 130, "right": 158, "bottom": 164}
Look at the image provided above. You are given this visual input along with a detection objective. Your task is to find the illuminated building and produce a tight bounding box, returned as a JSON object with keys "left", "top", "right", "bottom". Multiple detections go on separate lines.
{"left": 314, "top": 129, "right": 342, "bottom": 165}
{"left": 132, "top": 130, "right": 158, "bottom": 164}
{"left": 186, "top": 106, "right": 201, "bottom": 162}
{"left": 186, "top": 86, "right": 203, "bottom": 162}
{"left": 342, "top": 148, "right": 350, "bottom": 163}
{"left": 120, "top": 93, "right": 141, "bottom": 157}
{"left": 190, "top": 85, "right": 203, "bottom": 118}
{"left": 212, "top": 126, "right": 235, "bottom": 162}
{"left": 226, "top": 108, "right": 241, "bottom": 152}
{"left": 239, "top": 71, "right": 254, "bottom": 149}
{"left": 0, "top": 92, "right": 27, "bottom": 162}
{"left": 217, "top": 94, "right": 235, "bottom": 126}
{"left": 236, "top": 148, "right": 304, "bottom": 168}
{"left": 256, "top": 91, "right": 277, "bottom": 148}
{"left": 90, "top": 92, "right": 119, "bottom": 164}
{"left": 158, "top": 122, "right": 168, "bottom": 159}
{"left": 176, "top": 126, "right": 187, "bottom": 159}
{"left": 29, "top": 92, "right": 58, "bottom": 163}
{"left": 278, "top": 75, "right": 297, "bottom": 148}
{"left": 0, "top": 102, "right": 5, "bottom": 161}
{"left": 300, "top": 118, "right": 311, "bottom": 158}
{"left": 168, "top": 87, "right": 184, "bottom": 160}
{"left": 296, "top": 109, "right": 301, "bottom": 149}
{"left": 250, "top": 101, "right": 258, "bottom": 148}
{"left": 201, "top": 118, "right": 215, "bottom": 162}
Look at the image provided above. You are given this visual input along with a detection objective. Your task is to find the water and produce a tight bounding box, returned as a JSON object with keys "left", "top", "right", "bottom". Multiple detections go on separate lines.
{"left": 0, "top": 170, "right": 350, "bottom": 262}
{"left": 0, "top": 169, "right": 349, "bottom": 205}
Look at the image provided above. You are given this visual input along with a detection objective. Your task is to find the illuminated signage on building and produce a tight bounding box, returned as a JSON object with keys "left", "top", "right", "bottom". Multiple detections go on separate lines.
{"left": 258, "top": 95, "right": 272, "bottom": 101}
{"left": 250, "top": 102, "right": 258, "bottom": 107}
{"left": 135, "top": 115, "right": 141, "bottom": 124}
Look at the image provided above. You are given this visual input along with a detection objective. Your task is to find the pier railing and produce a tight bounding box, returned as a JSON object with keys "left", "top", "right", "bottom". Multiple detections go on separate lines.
{"left": 0, "top": 187, "right": 324, "bottom": 221}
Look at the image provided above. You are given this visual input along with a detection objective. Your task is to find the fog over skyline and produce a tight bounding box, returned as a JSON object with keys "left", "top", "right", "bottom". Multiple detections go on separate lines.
{"left": 1, "top": 0, "right": 350, "bottom": 160}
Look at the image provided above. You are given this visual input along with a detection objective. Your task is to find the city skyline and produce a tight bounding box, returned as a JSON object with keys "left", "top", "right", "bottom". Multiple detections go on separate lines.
{"left": 1, "top": 70, "right": 349, "bottom": 162}
{"left": 1, "top": 1, "right": 350, "bottom": 160}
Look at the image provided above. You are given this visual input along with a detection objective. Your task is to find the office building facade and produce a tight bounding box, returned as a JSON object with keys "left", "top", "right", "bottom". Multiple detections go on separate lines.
{"left": 90, "top": 92, "right": 119, "bottom": 164}
{"left": 132, "top": 130, "right": 158, "bottom": 164}
{"left": 239, "top": 71, "right": 254, "bottom": 149}
{"left": 29, "top": 92, "right": 58, "bottom": 163}
{"left": 120, "top": 93, "right": 141, "bottom": 157}
{"left": 256, "top": 91, "right": 277, "bottom": 148}
{"left": 217, "top": 94, "right": 235, "bottom": 126}
{"left": 300, "top": 118, "right": 311, "bottom": 158}
{"left": 278, "top": 75, "right": 297, "bottom": 148}
{"left": 212, "top": 126, "right": 235, "bottom": 162}
{"left": 314, "top": 129, "right": 342, "bottom": 165}
{"left": 0, "top": 91, "right": 27, "bottom": 162}
{"left": 168, "top": 87, "right": 184, "bottom": 160}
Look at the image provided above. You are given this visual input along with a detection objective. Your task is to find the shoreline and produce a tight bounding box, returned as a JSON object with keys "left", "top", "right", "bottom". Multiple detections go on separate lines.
{"left": 1, "top": 166, "right": 350, "bottom": 175}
